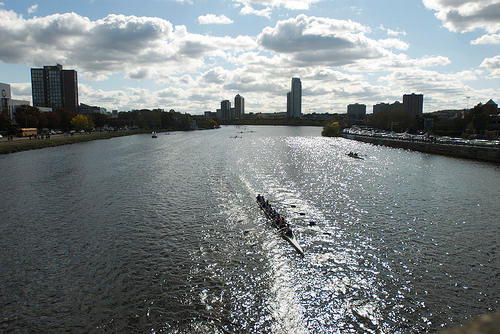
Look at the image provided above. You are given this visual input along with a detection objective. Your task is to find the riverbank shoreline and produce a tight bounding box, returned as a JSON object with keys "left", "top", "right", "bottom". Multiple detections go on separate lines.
{"left": 342, "top": 133, "right": 500, "bottom": 163}
{"left": 0, "top": 130, "right": 150, "bottom": 154}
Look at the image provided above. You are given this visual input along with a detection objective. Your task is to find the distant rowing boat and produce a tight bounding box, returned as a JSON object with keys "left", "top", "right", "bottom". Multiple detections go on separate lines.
{"left": 347, "top": 152, "right": 363, "bottom": 160}
{"left": 257, "top": 197, "right": 304, "bottom": 256}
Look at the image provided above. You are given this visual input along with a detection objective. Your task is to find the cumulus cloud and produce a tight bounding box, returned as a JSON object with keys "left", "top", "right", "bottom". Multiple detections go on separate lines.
{"left": 378, "top": 38, "right": 409, "bottom": 50}
{"left": 257, "top": 15, "right": 413, "bottom": 67}
{"left": 234, "top": 0, "right": 321, "bottom": 11}
{"left": 239, "top": 4, "right": 272, "bottom": 18}
{"left": 344, "top": 54, "right": 451, "bottom": 73}
{"left": 480, "top": 55, "right": 500, "bottom": 77}
{"left": 201, "top": 67, "right": 226, "bottom": 84}
{"left": 471, "top": 33, "right": 500, "bottom": 44}
{"left": 235, "top": 0, "right": 321, "bottom": 18}
{"left": 423, "top": 0, "right": 500, "bottom": 33}
{"left": 198, "top": 14, "right": 233, "bottom": 25}
{"left": 223, "top": 69, "right": 285, "bottom": 94}
{"left": 0, "top": 9, "right": 256, "bottom": 80}
{"left": 10, "top": 82, "right": 32, "bottom": 101}
{"left": 379, "top": 25, "right": 406, "bottom": 36}
{"left": 27, "top": 4, "right": 38, "bottom": 15}
{"left": 126, "top": 68, "right": 152, "bottom": 80}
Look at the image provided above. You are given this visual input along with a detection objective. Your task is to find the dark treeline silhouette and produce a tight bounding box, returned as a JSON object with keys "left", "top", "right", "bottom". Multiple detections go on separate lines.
{"left": 0, "top": 107, "right": 219, "bottom": 134}
{"left": 1, "top": 105, "right": 76, "bottom": 134}
{"left": 117, "top": 109, "right": 218, "bottom": 130}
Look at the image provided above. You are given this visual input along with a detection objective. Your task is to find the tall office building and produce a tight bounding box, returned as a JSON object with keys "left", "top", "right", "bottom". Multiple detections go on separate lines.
{"left": 234, "top": 94, "right": 244, "bottom": 119}
{"left": 403, "top": 93, "right": 423, "bottom": 115}
{"left": 290, "top": 77, "right": 302, "bottom": 118}
{"left": 31, "top": 64, "right": 78, "bottom": 113}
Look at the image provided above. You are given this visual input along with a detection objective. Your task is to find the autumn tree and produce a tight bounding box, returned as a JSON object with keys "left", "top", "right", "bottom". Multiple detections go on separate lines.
{"left": 71, "top": 114, "right": 90, "bottom": 131}
{"left": 196, "top": 118, "right": 219, "bottom": 129}
{"left": 322, "top": 121, "right": 341, "bottom": 137}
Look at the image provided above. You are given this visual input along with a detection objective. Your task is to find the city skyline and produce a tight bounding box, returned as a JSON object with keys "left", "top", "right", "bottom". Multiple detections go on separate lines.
{"left": 0, "top": 1, "right": 498, "bottom": 114}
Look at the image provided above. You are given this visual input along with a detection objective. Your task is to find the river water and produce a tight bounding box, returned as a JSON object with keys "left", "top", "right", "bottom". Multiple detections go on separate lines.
{"left": 0, "top": 126, "right": 498, "bottom": 333}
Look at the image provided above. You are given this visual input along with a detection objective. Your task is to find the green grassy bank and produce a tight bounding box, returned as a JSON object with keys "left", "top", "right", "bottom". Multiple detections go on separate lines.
{"left": 0, "top": 130, "right": 149, "bottom": 154}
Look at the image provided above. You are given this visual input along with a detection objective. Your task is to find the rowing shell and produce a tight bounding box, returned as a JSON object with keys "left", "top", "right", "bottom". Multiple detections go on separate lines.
{"left": 257, "top": 200, "right": 304, "bottom": 256}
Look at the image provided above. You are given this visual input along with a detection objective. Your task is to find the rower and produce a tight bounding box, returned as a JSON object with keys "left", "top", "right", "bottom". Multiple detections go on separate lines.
{"left": 279, "top": 221, "right": 288, "bottom": 230}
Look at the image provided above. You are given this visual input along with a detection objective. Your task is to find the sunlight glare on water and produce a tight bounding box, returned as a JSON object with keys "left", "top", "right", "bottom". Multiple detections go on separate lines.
{"left": 0, "top": 125, "right": 498, "bottom": 333}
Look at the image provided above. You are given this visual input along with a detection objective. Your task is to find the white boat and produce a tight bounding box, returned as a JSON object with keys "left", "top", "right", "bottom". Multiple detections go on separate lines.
{"left": 257, "top": 198, "right": 304, "bottom": 256}
{"left": 152, "top": 131, "right": 157, "bottom": 138}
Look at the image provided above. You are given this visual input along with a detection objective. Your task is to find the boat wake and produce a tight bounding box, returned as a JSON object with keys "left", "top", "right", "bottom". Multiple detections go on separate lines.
{"left": 240, "top": 175, "right": 308, "bottom": 333}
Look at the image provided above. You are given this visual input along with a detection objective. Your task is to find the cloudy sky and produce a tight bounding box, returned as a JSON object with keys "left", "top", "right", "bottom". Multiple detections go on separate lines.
{"left": 0, "top": 0, "right": 499, "bottom": 114}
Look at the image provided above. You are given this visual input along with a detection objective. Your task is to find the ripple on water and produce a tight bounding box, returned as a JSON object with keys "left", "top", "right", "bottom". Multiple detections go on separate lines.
{"left": 0, "top": 127, "right": 498, "bottom": 333}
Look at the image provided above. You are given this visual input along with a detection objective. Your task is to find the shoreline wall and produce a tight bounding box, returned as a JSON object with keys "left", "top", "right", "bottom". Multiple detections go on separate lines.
{"left": 0, "top": 130, "right": 149, "bottom": 154}
{"left": 342, "top": 134, "right": 500, "bottom": 163}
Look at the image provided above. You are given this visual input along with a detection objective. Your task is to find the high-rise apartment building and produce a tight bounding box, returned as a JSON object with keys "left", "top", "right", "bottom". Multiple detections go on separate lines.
{"left": 31, "top": 64, "right": 78, "bottom": 113}
{"left": 403, "top": 93, "right": 423, "bottom": 115}
{"left": 347, "top": 103, "right": 366, "bottom": 121}
{"left": 290, "top": 78, "right": 302, "bottom": 118}
{"left": 220, "top": 99, "right": 232, "bottom": 120}
{"left": 373, "top": 103, "right": 390, "bottom": 115}
{"left": 234, "top": 94, "right": 244, "bottom": 119}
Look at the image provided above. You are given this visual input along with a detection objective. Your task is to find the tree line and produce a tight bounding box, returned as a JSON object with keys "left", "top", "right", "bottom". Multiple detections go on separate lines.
{"left": 0, "top": 106, "right": 219, "bottom": 134}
